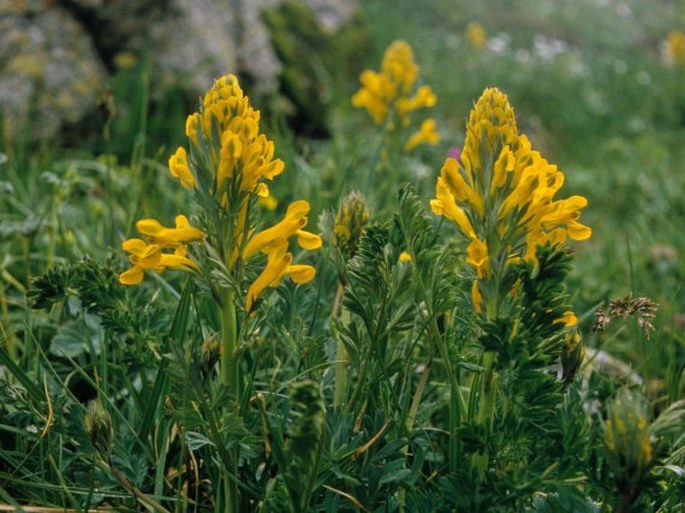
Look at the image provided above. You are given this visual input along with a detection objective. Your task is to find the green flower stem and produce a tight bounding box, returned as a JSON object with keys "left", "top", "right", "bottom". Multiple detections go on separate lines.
{"left": 219, "top": 288, "right": 239, "bottom": 513}
{"left": 332, "top": 283, "right": 349, "bottom": 410}
{"left": 472, "top": 350, "right": 498, "bottom": 481}
{"left": 333, "top": 312, "right": 350, "bottom": 410}
{"left": 220, "top": 288, "right": 238, "bottom": 393}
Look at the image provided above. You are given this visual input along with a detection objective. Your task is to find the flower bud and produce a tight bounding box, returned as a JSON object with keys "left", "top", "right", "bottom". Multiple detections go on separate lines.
{"left": 85, "top": 399, "right": 113, "bottom": 457}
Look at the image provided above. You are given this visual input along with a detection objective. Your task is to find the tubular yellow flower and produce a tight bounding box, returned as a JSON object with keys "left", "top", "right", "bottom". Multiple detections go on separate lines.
{"left": 404, "top": 118, "right": 440, "bottom": 151}
{"left": 119, "top": 237, "right": 200, "bottom": 285}
{"left": 245, "top": 240, "right": 317, "bottom": 312}
{"left": 168, "top": 146, "right": 195, "bottom": 189}
{"left": 466, "top": 238, "right": 489, "bottom": 279}
{"left": 471, "top": 280, "right": 483, "bottom": 314}
{"left": 243, "top": 200, "right": 319, "bottom": 260}
{"left": 136, "top": 215, "right": 204, "bottom": 246}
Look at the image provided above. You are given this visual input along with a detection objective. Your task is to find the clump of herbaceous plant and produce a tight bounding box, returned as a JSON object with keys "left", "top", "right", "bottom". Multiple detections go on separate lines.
{"left": 430, "top": 87, "right": 596, "bottom": 509}
{"left": 352, "top": 40, "right": 439, "bottom": 192}
{"left": 119, "top": 74, "right": 322, "bottom": 512}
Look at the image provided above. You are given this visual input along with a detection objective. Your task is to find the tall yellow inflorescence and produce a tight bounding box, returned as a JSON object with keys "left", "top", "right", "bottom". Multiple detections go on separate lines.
{"left": 120, "top": 75, "right": 322, "bottom": 312}
{"left": 430, "top": 88, "right": 591, "bottom": 313}
{"left": 352, "top": 40, "right": 439, "bottom": 151}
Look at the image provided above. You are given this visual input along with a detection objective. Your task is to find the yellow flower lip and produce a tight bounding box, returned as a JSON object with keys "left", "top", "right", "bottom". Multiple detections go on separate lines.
{"left": 136, "top": 215, "right": 204, "bottom": 246}
{"left": 242, "top": 200, "right": 313, "bottom": 260}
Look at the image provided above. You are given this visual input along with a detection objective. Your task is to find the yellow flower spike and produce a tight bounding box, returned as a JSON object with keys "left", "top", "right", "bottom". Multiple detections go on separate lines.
{"left": 404, "top": 118, "right": 440, "bottom": 151}
{"left": 466, "top": 238, "right": 489, "bottom": 279}
{"left": 242, "top": 200, "right": 311, "bottom": 260}
{"left": 399, "top": 251, "right": 413, "bottom": 263}
{"left": 136, "top": 215, "right": 204, "bottom": 246}
{"left": 352, "top": 39, "right": 436, "bottom": 129}
{"left": 168, "top": 146, "right": 196, "bottom": 189}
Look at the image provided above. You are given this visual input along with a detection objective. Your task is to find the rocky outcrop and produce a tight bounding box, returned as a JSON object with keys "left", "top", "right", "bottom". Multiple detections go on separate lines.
{"left": 0, "top": 0, "right": 358, "bottom": 142}
{"left": 0, "top": 0, "right": 107, "bottom": 141}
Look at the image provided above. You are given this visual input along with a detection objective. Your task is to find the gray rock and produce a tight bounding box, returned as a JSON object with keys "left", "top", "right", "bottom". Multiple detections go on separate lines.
{"left": 0, "top": 1, "right": 107, "bottom": 141}
{"left": 0, "top": 0, "right": 357, "bottom": 141}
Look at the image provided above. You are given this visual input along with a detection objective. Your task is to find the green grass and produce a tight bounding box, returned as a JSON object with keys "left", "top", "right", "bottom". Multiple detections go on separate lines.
{"left": 1, "top": 0, "right": 685, "bottom": 511}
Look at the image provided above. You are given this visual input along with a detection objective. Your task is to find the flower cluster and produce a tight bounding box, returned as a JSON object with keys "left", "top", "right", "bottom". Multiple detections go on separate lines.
{"left": 664, "top": 30, "right": 685, "bottom": 67}
{"left": 352, "top": 40, "right": 439, "bottom": 151}
{"left": 466, "top": 22, "right": 487, "bottom": 50}
{"left": 334, "top": 191, "right": 370, "bottom": 260}
{"left": 121, "top": 75, "right": 321, "bottom": 312}
{"left": 604, "top": 392, "right": 653, "bottom": 482}
{"left": 430, "top": 88, "right": 591, "bottom": 312}
{"left": 120, "top": 216, "right": 203, "bottom": 285}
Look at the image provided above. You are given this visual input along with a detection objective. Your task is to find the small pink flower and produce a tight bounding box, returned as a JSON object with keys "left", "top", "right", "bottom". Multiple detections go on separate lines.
{"left": 448, "top": 146, "right": 461, "bottom": 161}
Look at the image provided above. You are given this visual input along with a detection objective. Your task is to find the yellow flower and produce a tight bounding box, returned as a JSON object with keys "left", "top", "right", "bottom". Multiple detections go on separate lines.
{"left": 554, "top": 310, "right": 578, "bottom": 328}
{"left": 122, "top": 75, "right": 321, "bottom": 312}
{"left": 466, "top": 22, "right": 487, "bottom": 50}
{"left": 404, "top": 118, "right": 440, "bottom": 151}
{"left": 665, "top": 30, "right": 685, "bottom": 67}
{"left": 168, "top": 146, "right": 195, "bottom": 189}
{"left": 119, "top": 239, "right": 200, "bottom": 285}
{"left": 466, "top": 238, "right": 489, "bottom": 279}
{"left": 135, "top": 215, "right": 204, "bottom": 246}
{"left": 243, "top": 200, "right": 321, "bottom": 260}
{"left": 399, "top": 251, "right": 412, "bottom": 263}
{"left": 432, "top": 87, "right": 590, "bottom": 270}
{"left": 245, "top": 240, "right": 316, "bottom": 312}
{"left": 352, "top": 40, "right": 436, "bottom": 127}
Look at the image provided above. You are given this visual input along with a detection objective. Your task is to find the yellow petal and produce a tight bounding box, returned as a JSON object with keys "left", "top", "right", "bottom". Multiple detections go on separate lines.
{"left": 286, "top": 264, "right": 316, "bottom": 284}
{"left": 119, "top": 266, "right": 144, "bottom": 285}
{"left": 297, "top": 230, "right": 322, "bottom": 250}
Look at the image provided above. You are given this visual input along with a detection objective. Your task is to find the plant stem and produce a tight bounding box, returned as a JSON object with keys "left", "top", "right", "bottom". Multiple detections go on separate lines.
{"left": 333, "top": 284, "right": 351, "bottom": 410}
{"left": 219, "top": 288, "right": 239, "bottom": 513}
{"left": 220, "top": 289, "right": 238, "bottom": 393}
